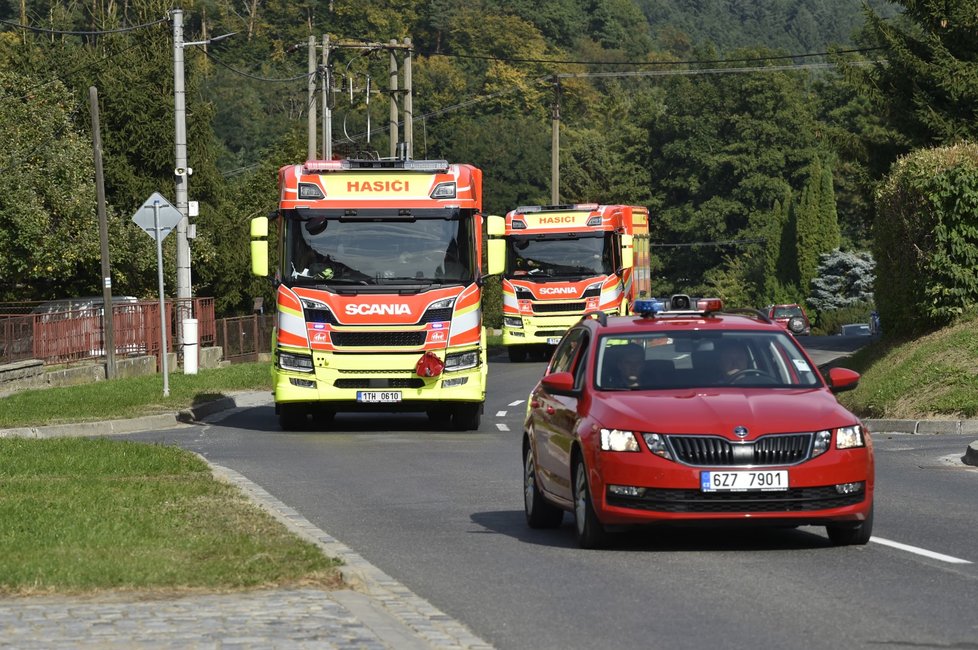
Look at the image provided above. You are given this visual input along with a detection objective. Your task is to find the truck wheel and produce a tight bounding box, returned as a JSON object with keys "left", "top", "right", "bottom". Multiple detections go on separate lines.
{"left": 278, "top": 405, "right": 307, "bottom": 431}
{"left": 508, "top": 347, "right": 527, "bottom": 363}
{"left": 452, "top": 404, "right": 481, "bottom": 431}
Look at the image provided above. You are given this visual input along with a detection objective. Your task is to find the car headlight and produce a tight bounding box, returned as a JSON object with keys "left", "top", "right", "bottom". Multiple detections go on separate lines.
{"left": 444, "top": 350, "right": 479, "bottom": 372}
{"left": 504, "top": 316, "right": 523, "bottom": 329}
{"left": 278, "top": 351, "right": 314, "bottom": 373}
{"left": 812, "top": 430, "right": 832, "bottom": 457}
{"left": 835, "top": 425, "right": 865, "bottom": 449}
{"left": 600, "top": 428, "right": 639, "bottom": 452}
{"left": 641, "top": 433, "right": 673, "bottom": 460}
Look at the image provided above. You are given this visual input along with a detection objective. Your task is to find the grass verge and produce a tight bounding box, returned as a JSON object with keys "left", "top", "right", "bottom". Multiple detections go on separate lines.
{"left": 836, "top": 313, "right": 978, "bottom": 419}
{"left": 0, "top": 437, "right": 341, "bottom": 596}
{"left": 0, "top": 362, "right": 271, "bottom": 429}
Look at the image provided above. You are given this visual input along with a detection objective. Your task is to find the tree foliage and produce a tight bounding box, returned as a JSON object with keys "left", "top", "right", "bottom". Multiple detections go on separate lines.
{"left": 808, "top": 248, "right": 875, "bottom": 312}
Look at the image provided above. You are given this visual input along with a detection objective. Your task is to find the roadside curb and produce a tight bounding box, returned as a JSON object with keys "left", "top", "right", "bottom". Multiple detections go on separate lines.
{"left": 864, "top": 418, "right": 978, "bottom": 435}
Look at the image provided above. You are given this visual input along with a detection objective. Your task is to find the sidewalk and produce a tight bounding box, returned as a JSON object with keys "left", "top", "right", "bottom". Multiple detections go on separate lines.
{"left": 0, "top": 393, "right": 494, "bottom": 650}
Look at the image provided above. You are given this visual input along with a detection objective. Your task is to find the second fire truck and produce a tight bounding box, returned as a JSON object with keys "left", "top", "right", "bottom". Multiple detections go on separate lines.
{"left": 487, "top": 203, "right": 650, "bottom": 361}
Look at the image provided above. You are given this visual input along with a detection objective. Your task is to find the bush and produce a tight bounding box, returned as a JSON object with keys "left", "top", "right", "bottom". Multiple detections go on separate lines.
{"left": 874, "top": 144, "right": 978, "bottom": 337}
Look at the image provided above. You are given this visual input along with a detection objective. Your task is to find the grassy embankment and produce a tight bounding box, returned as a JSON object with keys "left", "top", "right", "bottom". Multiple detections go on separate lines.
{"left": 835, "top": 313, "right": 978, "bottom": 419}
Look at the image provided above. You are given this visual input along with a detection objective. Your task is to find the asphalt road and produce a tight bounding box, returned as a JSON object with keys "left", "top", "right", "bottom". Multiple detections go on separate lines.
{"left": 121, "top": 335, "right": 977, "bottom": 649}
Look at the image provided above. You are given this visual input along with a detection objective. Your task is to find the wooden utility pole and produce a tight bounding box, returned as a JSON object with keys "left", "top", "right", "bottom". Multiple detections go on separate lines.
{"left": 89, "top": 87, "right": 116, "bottom": 379}
{"left": 308, "top": 35, "right": 317, "bottom": 160}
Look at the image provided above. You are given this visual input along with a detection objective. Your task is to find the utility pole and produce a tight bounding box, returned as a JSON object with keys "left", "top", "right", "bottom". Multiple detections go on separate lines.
{"left": 321, "top": 34, "right": 331, "bottom": 160}
{"left": 308, "top": 35, "right": 317, "bottom": 160}
{"left": 172, "top": 9, "right": 191, "bottom": 327}
{"left": 551, "top": 76, "right": 561, "bottom": 205}
{"left": 389, "top": 40, "right": 399, "bottom": 158}
{"left": 89, "top": 86, "right": 115, "bottom": 380}
{"left": 403, "top": 37, "right": 413, "bottom": 159}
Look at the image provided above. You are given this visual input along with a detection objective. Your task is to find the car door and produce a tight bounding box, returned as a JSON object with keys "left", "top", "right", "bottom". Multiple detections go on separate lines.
{"left": 532, "top": 328, "right": 590, "bottom": 502}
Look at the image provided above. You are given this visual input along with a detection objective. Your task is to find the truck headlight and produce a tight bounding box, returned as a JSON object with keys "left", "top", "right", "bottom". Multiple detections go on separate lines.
{"left": 445, "top": 350, "right": 479, "bottom": 372}
{"left": 600, "top": 428, "right": 639, "bottom": 452}
{"left": 278, "top": 351, "right": 314, "bottom": 373}
{"left": 504, "top": 316, "right": 523, "bottom": 329}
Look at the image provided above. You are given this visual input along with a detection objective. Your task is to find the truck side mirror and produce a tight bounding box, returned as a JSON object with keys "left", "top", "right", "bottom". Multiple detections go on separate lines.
{"left": 251, "top": 216, "right": 269, "bottom": 277}
{"left": 486, "top": 215, "right": 505, "bottom": 237}
{"left": 487, "top": 239, "right": 505, "bottom": 276}
{"left": 620, "top": 234, "right": 634, "bottom": 270}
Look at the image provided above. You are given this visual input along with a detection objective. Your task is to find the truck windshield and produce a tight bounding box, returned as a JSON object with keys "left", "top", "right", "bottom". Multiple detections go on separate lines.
{"left": 283, "top": 210, "right": 475, "bottom": 286}
{"left": 506, "top": 233, "right": 614, "bottom": 279}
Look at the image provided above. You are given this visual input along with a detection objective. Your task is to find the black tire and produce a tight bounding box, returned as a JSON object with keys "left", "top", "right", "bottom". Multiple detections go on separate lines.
{"left": 573, "top": 455, "right": 608, "bottom": 549}
{"left": 524, "top": 442, "right": 563, "bottom": 528}
{"left": 826, "top": 504, "right": 874, "bottom": 546}
{"left": 508, "top": 346, "right": 527, "bottom": 363}
{"left": 278, "top": 405, "right": 307, "bottom": 431}
{"left": 788, "top": 317, "right": 806, "bottom": 334}
{"left": 451, "top": 403, "right": 481, "bottom": 431}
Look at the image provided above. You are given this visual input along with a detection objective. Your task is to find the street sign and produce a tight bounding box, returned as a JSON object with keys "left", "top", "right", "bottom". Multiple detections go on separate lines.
{"left": 132, "top": 192, "right": 183, "bottom": 240}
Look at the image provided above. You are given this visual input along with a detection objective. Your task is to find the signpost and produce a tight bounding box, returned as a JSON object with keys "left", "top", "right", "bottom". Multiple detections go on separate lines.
{"left": 132, "top": 192, "right": 183, "bottom": 397}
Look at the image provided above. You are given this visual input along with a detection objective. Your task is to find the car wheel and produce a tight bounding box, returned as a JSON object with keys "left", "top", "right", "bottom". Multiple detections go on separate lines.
{"left": 451, "top": 403, "right": 481, "bottom": 431}
{"left": 788, "top": 317, "right": 806, "bottom": 334}
{"left": 826, "top": 504, "right": 873, "bottom": 546}
{"left": 508, "top": 347, "right": 527, "bottom": 363}
{"left": 524, "top": 443, "right": 563, "bottom": 528}
{"left": 278, "top": 405, "right": 307, "bottom": 431}
{"left": 573, "top": 456, "right": 608, "bottom": 549}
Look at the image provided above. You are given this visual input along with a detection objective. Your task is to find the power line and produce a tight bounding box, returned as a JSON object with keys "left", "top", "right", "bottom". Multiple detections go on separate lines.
{"left": 195, "top": 47, "right": 312, "bottom": 83}
{"left": 556, "top": 60, "right": 874, "bottom": 80}
{"left": 0, "top": 16, "right": 168, "bottom": 35}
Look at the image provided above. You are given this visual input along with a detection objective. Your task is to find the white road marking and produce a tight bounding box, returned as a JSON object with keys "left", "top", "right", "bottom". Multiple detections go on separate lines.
{"left": 496, "top": 411, "right": 507, "bottom": 417}
{"left": 871, "top": 537, "right": 972, "bottom": 564}
{"left": 496, "top": 423, "right": 510, "bottom": 432}
{"left": 508, "top": 400, "right": 525, "bottom": 406}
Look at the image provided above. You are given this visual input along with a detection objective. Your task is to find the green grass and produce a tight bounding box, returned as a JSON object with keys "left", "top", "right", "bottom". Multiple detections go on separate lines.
{"left": 836, "top": 313, "right": 978, "bottom": 419}
{"left": 0, "top": 362, "right": 272, "bottom": 428}
{"left": 0, "top": 437, "right": 340, "bottom": 596}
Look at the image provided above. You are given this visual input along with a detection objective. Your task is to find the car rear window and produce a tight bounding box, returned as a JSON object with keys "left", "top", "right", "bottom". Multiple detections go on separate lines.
{"left": 772, "top": 306, "right": 804, "bottom": 319}
{"left": 595, "top": 330, "right": 822, "bottom": 390}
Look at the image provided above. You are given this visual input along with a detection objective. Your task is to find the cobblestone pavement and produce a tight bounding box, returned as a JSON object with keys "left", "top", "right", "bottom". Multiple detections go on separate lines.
{"left": 0, "top": 463, "right": 493, "bottom": 650}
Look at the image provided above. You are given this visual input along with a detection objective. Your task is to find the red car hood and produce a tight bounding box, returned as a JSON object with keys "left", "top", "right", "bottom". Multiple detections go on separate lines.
{"left": 590, "top": 388, "right": 859, "bottom": 439}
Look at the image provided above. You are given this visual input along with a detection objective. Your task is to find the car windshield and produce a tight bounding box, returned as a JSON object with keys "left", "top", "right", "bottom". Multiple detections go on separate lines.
{"left": 772, "top": 306, "right": 804, "bottom": 319}
{"left": 595, "top": 330, "right": 822, "bottom": 390}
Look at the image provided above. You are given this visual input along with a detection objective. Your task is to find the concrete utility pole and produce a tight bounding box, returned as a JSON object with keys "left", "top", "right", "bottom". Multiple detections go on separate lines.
{"left": 389, "top": 40, "right": 399, "bottom": 158}
{"left": 551, "top": 76, "right": 561, "bottom": 205}
{"left": 308, "top": 35, "right": 317, "bottom": 160}
{"left": 322, "top": 34, "right": 331, "bottom": 160}
{"left": 403, "top": 37, "right": 413, "bottom": 159}
{"left": 172, "top": 9, "right": 192, "bottom": 324}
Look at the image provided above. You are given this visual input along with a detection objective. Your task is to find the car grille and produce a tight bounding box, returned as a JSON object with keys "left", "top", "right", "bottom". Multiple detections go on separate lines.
{"left": 607, "top": 486, "right": 864, "bottom": 513}
{"left": 532, "top": 302, "right": 585, "bottom": 313}
{"left": 334, "top": 378, "right": 425, "bottom": 389}
{"left": 330, "top": 331, "right": 427, "bottom": 347}
{"left": 666, "top": 433, "right": 813, "bottom": 467}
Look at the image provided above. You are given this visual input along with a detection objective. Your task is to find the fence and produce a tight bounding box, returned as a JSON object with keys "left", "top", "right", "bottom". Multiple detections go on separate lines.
{"left": 0, "top": 298, "right": 216, "bottom": 367}
{"left": 215, "top": 314, "right": 275, "bottom": 362}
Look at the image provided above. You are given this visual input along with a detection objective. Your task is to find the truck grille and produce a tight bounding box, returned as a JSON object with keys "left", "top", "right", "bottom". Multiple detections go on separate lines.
{"left": 331, "top": 331, "right": 427, "bottom": 347}
{"left": 533, "top": 302, "right": 585, "bottom": 313}
{"left": 607, "top": 486, "right": 864, "bottom": 513}
{"left": 334, "top": 378, "right": 425, "bottom": 389}
{"left": 666, "top": 433, "right": 813, "bottom": 467}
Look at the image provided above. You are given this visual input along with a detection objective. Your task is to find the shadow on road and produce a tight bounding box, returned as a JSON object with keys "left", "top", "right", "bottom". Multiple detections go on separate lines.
{"left": 470, "top": 509, "right": 838, "bottom": 552}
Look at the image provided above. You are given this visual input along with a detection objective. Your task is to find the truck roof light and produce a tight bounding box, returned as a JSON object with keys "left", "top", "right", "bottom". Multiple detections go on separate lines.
{"left": 298, "top": 182, "right": 325, "bottom": 199}
{"left": 304, "top": 160, "right": 345, "bottom": 172}
{"left": 514, "top": 205, "right": 542, "bottom": 213}
{"left": 430, "top": 181, "right": 456, "bottom": 199}
{"left": 574, "top": 203, "right": 599, "bottom": 210}
{"left": 586, "top": 216, "right": 602, "bottom": 226}
{"left": 511, "top": 219, "right": 526, "bottom": 229}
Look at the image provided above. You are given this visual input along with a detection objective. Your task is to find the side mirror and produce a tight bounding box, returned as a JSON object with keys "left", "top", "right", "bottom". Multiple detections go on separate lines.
{"left": 487, "top": 239, "right": 505, "bottom": 276}
{"left": 620, "top": 234, "right": 634, "bottom": 270}
{"left": 250, "top": 217, "right": 269, "bottom": 277}
{"left": 826, "top": 367, "right": 860, "bottom": 393}
{"left": 541, "top": 371, "right": 577, "bottom": 395}
{"left": 486, "top": 214, "right": 505, "bottom": 237}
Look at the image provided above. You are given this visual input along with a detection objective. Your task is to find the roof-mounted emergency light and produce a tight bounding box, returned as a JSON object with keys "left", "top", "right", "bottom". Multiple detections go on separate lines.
{"left": 302, "top": 159, "right": 451, "bottom": 173}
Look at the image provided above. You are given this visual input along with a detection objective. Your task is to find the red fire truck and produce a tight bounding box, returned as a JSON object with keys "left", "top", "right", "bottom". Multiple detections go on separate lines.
{"left": 487, "top": 203, "right": 650, "bottom": 361}
{"left": 250, "top": 158, "right": 502, "bottom": 430}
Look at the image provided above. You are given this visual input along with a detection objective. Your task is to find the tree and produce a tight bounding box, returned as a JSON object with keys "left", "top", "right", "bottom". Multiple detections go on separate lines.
{"left": 808, "top": 249, "right": 875, "bottom": 312}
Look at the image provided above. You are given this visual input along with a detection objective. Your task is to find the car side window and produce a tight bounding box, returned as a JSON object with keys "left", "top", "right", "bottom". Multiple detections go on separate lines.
{"left": 571, "top": 333, "right": 591, "bottom": 389}
{"left": 550, "top": 329, "right": 585, "bottom": 375}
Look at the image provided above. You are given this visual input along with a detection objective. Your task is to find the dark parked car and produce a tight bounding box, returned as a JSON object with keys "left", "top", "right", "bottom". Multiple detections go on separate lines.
{"left": 838, "top": 323, "right": 871, "bottom": 336}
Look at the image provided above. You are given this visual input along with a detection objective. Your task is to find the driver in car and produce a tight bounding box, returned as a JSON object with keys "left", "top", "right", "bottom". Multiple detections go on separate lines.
{"left": 718, "top": 340, "right": 751, "bottom": 380}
